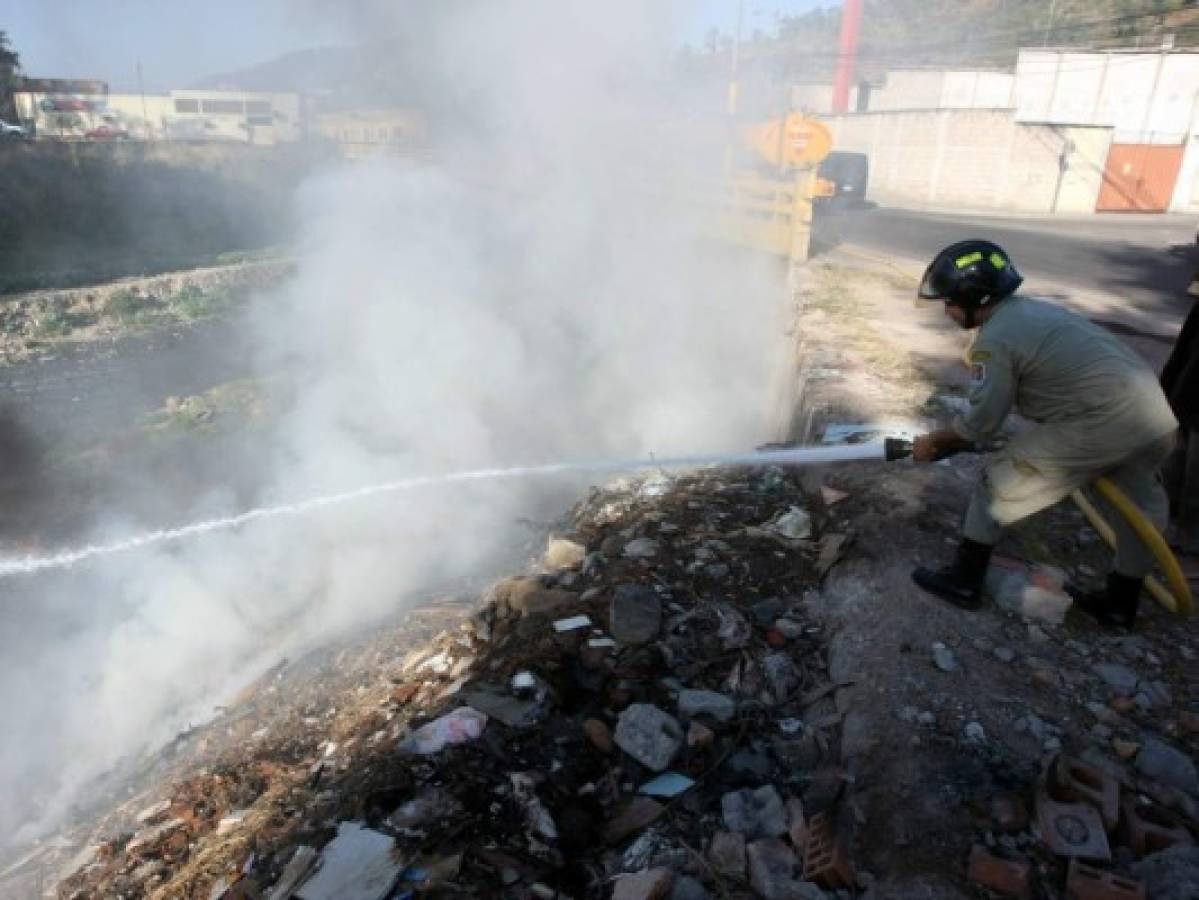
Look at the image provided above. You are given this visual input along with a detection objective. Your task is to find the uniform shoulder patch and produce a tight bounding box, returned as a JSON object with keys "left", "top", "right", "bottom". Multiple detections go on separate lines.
{"left": 970, "top": 361, "right": 987, "bottom": 387}
{"left": 969, "top": 348, "right": 992, "bottom": 362}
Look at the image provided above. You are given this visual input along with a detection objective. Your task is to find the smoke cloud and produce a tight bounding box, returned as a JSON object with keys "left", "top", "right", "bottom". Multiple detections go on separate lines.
{"left": 0, "top": 1, "right": 786, "bottom": 847}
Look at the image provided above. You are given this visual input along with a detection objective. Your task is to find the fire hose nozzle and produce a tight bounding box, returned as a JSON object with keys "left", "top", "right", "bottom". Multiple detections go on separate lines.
{"left": 884, "top": 437, "right": 913, "bottom": 461}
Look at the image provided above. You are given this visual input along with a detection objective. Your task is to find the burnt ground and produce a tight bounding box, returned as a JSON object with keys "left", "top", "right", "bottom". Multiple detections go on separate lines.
{"left": 2, "top": 259, "right": 1199, "bottom": 899}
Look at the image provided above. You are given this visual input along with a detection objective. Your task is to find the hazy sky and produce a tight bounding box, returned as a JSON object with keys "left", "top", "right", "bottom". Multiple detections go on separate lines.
{"left": 6, "top": 0, "right": 828, "bottom": 92}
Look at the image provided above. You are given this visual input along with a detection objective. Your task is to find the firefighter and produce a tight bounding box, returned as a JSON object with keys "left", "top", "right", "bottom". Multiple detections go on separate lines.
{"left": 1160, "top": 266, "right": 1199, "bottom": 559}
{"left": 909, "top": 240, "right": 1178, "bottom": 631}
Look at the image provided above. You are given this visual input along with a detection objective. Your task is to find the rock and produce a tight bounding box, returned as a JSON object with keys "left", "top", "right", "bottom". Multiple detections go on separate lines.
{"left": 746, "top": 838, "right": 796, "bottom": 895}
{"left": 1137, "top": 738, "right": 1199, "bottom": 795}
{"left": 1093, "top": 663, "right": 1140, "bottom": 693}
{"left": 965, "top": 722, "right": 986, "bottom": 743}
{"left": 993, "top": 646, "right": 1016, "bottom": 663}
{"left": 614, "top": 704, "right": 684, "bottom": 771}
{"left": 677, "top": 689, "right": 736, "bottom": 723}
{"left": 544, "top": 537, "right": 586, "bottom": 570}
{"left": 986, "top": 559, "right": 1072, "bottom": 624}
{"left": 989, "top": 794, "right": 1029, "bottom": 833}
{"left": 774, "top": 618, "right": 805, "bottom": 640}
{"left": 721, "top": 786, "right": 788, "bottom": 839}
{"left": 1134, "top": 845, "right": 1199, "bottom": 900}
{"left": 932, "top": 643, "right": 958, "bottom": 673}
{"left": 717, "top": 606, "right": 752, "bottom": 650}
{"left": 611, "top": 867, "right": 674, "bottom": 900}
{"left": 746, "top": 839, "right": 826, "bottom": 899}
{"left": 602, "top": 797, "right": 665, "bottom": 845}
{"left": 510, "top": 584, "right": 578, "bottom": 617}
{"left": 610, "top": 585, "right": 662, "bottom": 645}
{"left": 751, "top": 597, "right": 787, "bottom": 626}
{"left": 725, "top": 747, "right": 774, "bottom": 783}
{"left": 786, "top": 798, "right": 808, "bottom": 846}
{"left": 687, "top": 722, "right": 715, "bottom": 748}
{"left": 1141, "top": 680, "right": 1173, "bottom": 708}
{"left": 1113, "top": 739, "right": 1140, "bottom": 760}
{"left": 670, "top": 875, "right": 709, "bottom": 900}
{"left": 708, "top": 831, "right": 747, "bottom": 876}
{"left": 623, "top": 538, "right": 660, "bottom": 559}
{"left": 762, "top": 653, "right": 801, "bottom": 702}
{"left": 584, "top": 718, "right": 614, "bottom": 754}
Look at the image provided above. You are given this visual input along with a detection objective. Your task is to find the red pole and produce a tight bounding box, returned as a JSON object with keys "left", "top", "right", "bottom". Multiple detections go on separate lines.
{"left": 831, "top": 0, "right": 864, "bottom": 114}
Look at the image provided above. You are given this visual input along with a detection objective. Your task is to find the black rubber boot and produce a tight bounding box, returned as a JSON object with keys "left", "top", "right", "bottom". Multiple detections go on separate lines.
{"left": 1071, "top": 573, "right": 1143, "bottom": 631}
{"left": 912, "top": 538, "right": 993, "bottom": 610}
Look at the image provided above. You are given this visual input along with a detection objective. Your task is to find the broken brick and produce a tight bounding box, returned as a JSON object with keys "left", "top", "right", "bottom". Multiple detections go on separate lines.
{"left": 1065, "top": 859, "right": 1146, "bottom": 900}
{"left": 967, "top": 845, "right": 1031, "bottom": 899}
{"left": 602, "top": 797, "right": 665, "bottom": 845}
{"left": 1050, "top": 755, "right": 1120, "bottom": 832}
{"left": 611, "top": 867, "right": 673, "bottom": 900}
{"left": 1119, "top": 795, "right": 1194, "bottom": 857}
{"left": 801, "top": 811, "right": 854, "bottom": 889}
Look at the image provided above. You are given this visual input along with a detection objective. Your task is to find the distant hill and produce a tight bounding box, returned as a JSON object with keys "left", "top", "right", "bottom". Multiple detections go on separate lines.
{"left": 192, "top": 44, "right": 432, "bottom": 111}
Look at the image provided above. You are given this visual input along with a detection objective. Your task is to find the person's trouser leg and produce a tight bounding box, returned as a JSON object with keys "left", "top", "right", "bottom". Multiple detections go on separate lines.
{"left": 1167, "top": 427, "right": 1199, "bottom": 554}
{"left": 1106, "top": 433, "right": 1175, "bottom": 578}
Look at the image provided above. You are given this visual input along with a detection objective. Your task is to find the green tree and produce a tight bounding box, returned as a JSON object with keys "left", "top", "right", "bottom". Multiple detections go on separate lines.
{"left": 0, "top": 30, "right": 20, "bottom": 122}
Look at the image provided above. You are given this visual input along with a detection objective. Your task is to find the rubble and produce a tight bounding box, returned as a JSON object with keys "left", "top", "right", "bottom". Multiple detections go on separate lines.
{"left": 614, "top": 704, "right": 684, "bottom": 772}
{"left": 33, "top": 405, "right": 1199, "bottom": 900}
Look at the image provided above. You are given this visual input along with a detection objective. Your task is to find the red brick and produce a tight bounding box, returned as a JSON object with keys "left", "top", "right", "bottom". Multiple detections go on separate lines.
{"left": 967, "top": 845, "right": 1031, "bottom": 899}
{"left": 802, "top": 811, "right": 854, "bottom": 889}
{"left": 1066, "top": 859, "right": 1145, "bottom": 900}
{"left": 1119, "top": 795, "right": 1195, "bottom": 858}
{"left": 1050, "top": 756, "right": 1120, "bottom": 832}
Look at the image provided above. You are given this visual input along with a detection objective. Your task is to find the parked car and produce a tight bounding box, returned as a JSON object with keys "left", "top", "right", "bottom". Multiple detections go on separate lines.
{"left": 84, "top": 125, "right": 129, "bottom": 140}
{"left": 816, "top": 151, "right": 870, "bottom": 208}
{"left": 0, "top": 119, "right": 27, "bottom": 139}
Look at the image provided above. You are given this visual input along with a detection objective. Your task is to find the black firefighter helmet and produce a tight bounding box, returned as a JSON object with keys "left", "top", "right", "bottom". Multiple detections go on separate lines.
{"left": 918, "top": 240, "right": 1023, "bottom": 316}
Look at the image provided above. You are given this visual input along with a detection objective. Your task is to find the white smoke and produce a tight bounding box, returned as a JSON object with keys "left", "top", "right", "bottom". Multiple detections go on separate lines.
{"left": 0, "top": 0, "right": 787, "bottom": 848}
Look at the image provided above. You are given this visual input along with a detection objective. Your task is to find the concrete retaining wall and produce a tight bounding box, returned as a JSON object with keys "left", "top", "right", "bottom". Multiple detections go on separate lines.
{"left": 824, "top": 109, "right": 1112, "bottom": 214}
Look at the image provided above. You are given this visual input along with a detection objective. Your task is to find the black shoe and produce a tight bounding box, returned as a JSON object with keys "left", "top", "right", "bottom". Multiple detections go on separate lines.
{"left": 1070, "top": 573, "right": 1143, "bottom": 631}
{"left": 912, "top": 538, "right": 993, "bottom": 610}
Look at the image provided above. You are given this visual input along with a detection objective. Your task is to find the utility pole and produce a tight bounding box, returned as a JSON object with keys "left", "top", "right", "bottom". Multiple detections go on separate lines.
{"left": 728, "top": 0, "right": 745, "bottom": 117}
{"left": 1043, "top": 0, "right": 1058, "bottom": 47}
{"left": 136, "top": 60, "right": 148, "bottom": 137}
{"left": 831, "top": 0, "right": 863, "bottom": 115}
{"left": 725, "top": 0, "right": 745, "bottom": 175}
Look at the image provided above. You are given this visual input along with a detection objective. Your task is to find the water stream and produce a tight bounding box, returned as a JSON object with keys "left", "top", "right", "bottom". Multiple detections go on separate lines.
{"left": 0, "top": 441, "right": 888, "bottom": 578}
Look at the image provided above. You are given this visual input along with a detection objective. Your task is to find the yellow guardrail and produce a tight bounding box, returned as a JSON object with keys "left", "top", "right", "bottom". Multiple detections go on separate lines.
{"left": 685, "top": 167, "right": 819, "bottom": 264}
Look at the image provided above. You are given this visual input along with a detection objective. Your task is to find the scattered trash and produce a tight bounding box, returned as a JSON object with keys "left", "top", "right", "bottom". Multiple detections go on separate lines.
{"left": 294, "top": 822, "right": 405, "bottom": 900}
{"left": 551, "top": 614, "right": 591, "bottom": 632}
{"left": 397, "top": 706, "right": 488, "bottom": 754}
{"left": 764, "top": 505, "right": 812, "bottom": 541}
{"left": 638, "top": 773, "right": 695, "bottom": 798}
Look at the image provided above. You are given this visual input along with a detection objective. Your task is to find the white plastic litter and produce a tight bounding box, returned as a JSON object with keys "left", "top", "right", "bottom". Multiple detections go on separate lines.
{"left": 398, "top": 707, "right": 488, "bottom": 755}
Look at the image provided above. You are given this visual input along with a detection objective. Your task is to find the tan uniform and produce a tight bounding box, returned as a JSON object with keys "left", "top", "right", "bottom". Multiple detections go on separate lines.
{"left": 953, "top": 296, "right": 1178, "bottom": 577}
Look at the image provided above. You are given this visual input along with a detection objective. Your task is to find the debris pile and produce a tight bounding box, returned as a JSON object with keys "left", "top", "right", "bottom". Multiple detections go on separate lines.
{"left": 54, "top": 465, "right": 865, "bottom": 899}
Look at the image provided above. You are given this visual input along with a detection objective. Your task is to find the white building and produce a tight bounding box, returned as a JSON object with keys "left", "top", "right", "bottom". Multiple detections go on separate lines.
{"left": 14, "top": 84, "right": 302, "bottom": 144}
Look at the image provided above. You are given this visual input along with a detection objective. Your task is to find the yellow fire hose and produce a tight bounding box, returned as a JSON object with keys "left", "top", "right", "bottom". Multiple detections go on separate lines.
{"left": 1070, "top": 478, "right": 1194, "bottom": 616}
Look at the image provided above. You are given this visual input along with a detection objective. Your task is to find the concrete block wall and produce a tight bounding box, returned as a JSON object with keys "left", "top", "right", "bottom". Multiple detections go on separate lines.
{"left": 824, "top": 109, "right": 1112, "bottom": 214}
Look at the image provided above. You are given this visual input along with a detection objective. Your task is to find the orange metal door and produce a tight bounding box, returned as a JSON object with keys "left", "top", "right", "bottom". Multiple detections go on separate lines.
{"left": 1096, "top": 143, "right": 1184, "bottom": 212}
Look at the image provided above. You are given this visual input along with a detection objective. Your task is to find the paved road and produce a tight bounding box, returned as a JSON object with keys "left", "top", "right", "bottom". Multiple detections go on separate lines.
{"left": 819, "top": 206, "right": 1199, "bottom": 328}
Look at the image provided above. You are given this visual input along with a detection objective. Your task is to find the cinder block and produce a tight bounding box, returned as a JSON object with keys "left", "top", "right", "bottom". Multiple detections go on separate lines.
{"left": 967, "top": 845, "right": 1031, "bottom": 899}
{"left": 1050, "top": 755, "right": 1121, "bottom": 833}
{"left": 1119, "top": 795, "right": 1195, "bottom": 858}
{"left": 802, "top": 811, "right": 855, "bottom": 889}
{"left": 1036, "top": 787, "right": 1112, "bottom": 862}
{"left": 1066, "top": 859, "right": 1145, "bottom": 900}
